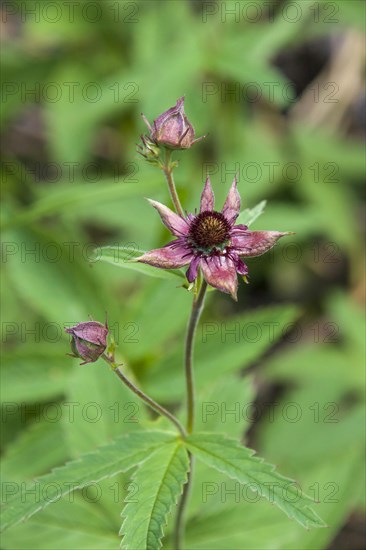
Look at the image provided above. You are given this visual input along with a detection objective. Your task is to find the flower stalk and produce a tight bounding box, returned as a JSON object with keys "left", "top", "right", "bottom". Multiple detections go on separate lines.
{"left": 173, "top": 453, "right": 194, "bottom": 550}
{"left": 174, "top": 277, "right": 207, "bottom": 550}
{"left": 65, "top": 98, "right": 295, "bottom": 550}
{"left": 185, "top": 278, "right": 208, "bottom": 434}
{"left": 162, "top": 148, "right": 185, "bottom": 217}
{"left": 102, "top": 354, "right": 186, "bottom": 438}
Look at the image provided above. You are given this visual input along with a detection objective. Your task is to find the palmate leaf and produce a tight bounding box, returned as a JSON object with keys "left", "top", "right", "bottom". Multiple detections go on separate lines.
{"left": 186, "top": 433, "right": 326, "bottom": 529}
{"left": 0, "top": 431, "right": 175, "bottom": 532}
{"left": 97, "top": 246, "right": 185, "bottom": 281}
{"left": 120, "top": 440, "right": 189, "bottom": 550}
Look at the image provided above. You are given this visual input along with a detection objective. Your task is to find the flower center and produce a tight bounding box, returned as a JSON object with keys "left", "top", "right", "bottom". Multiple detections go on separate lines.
{"left": 189, "top": 211, "right": 231, "bottom": 252}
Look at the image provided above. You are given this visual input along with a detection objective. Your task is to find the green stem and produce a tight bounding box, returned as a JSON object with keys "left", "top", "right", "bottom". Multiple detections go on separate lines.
{"left": 173, "top": 278, "right": 208, "bottom": 550}
{"left": 162, "top": 149, "right": 185, "bottom": 217}
{"left": 173, "top": 453, "right": 194, "bottom": 550}
{"left": 185, "top": 279, "right": 208, "bottom": 434}
{"left": 102, "top": 355, "right": 186, "bottom": 438}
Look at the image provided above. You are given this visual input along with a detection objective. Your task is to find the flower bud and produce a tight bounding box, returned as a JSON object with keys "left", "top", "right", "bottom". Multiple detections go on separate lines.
{"left": 65, "top": 321, "right": 108, "bottom": 365}
{"left": 141, "top": 97, "right": 206, "bottom": 150}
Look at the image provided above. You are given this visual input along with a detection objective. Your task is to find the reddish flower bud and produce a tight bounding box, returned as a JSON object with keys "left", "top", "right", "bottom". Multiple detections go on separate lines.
{"left": 141, "top": 97, "right": 206, "bottom": 150}
{"left": 65, "top": 321, "right": 108, "bottom": 365}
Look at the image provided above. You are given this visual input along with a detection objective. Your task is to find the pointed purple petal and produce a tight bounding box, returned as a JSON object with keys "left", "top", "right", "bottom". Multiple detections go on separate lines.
{"left": 231, "top": 230, "right": 292, "bottom": 257}
{"left": 66, "top": 322, "right": 108, "bottom": 346}
{"left": 201, "top": 256, "right": 238, "bottom": 301}
{"left": 175, "top": 96, "right": 185, "bottom": 112}
{"left": 153, "top": 97, "right": 185, "bottom": 128}
{"left": 156, "top": 115, "right": 185, "bottom": 147}
{"left": 74, "top": 338, "right": 105, "bottom": 364}
{"left": 136, "top": 241, "right": 193, "bottom": 269}
{"left": 234, "top": 224, "right": 248, "bottom": 231}
{"left": 177, "top": 122, "right": 195, "bottom": 148}
{"left": 148, "top": 199, "right": 189, "bottom": 236}
{"left": 222, "top": 176, "right": 241, "bottom": 224}
{"left": 234, "top": 256, "right": 248, "bottom": 275}
{"left": 200, "top": 176, "right": 215, "bottom": 212}
{"left": 186, "top": 255, "right": 201, "bottom": 283}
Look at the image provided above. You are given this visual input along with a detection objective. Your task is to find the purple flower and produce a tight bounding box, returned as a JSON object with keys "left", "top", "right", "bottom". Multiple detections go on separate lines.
{"left": 65, "top": 320, "right": 108, "bottom": 365}
{"left": 137, "top": 177, "right": 292, "bottom": 300}
{"left": 141, "top": 97, "right": 206, "bottom": 150}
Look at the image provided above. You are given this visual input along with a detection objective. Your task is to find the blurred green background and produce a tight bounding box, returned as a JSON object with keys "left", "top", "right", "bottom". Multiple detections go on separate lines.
{"left": 1, "top": 1, "right": 365, "bottom": 548}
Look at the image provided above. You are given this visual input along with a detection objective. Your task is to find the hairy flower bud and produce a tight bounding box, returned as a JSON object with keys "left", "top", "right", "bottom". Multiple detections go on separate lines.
{"left": 141, "top": 97, "right": 206, "bottom": 150}
{"left": 65, "top": 320, "right": 108, "bottom": 365}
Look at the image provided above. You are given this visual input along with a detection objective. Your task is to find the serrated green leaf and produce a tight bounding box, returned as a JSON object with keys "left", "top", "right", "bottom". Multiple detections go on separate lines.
{"left": 185, "top": 433, "right": 326, "bottom": 529}
{"left": 1, "top": 431, "right": 175, "bottom": 532}
{"left": 97, "top": 246, "right": 185, "bottom": 281}
{"left": 183, "top": 445, "right": 365, "bottom": 550}
{"left": 120, "top": 440, "right": 189, "bottom": 550}
{"left": 236, "top": 200, "right": 267, "bottom": 227}
{"left": 187, "top": 375, "right": 256, "bottom": 519}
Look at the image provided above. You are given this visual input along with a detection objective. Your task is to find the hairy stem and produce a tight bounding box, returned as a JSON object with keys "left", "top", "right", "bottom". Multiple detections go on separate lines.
{"left": 174, "top": 278, "right": 208, "bottom": 549}
{"left": 173, "top": 453, "right": 194, "bottom": 550}
{"left": 185, "top": 279, "right": 208, "bottom": 434}
{"left": 102, "top": 355, "right": 186, "bottom": 438}
{"left": 162, "top": 149, "right": 185, "bottom": 217}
